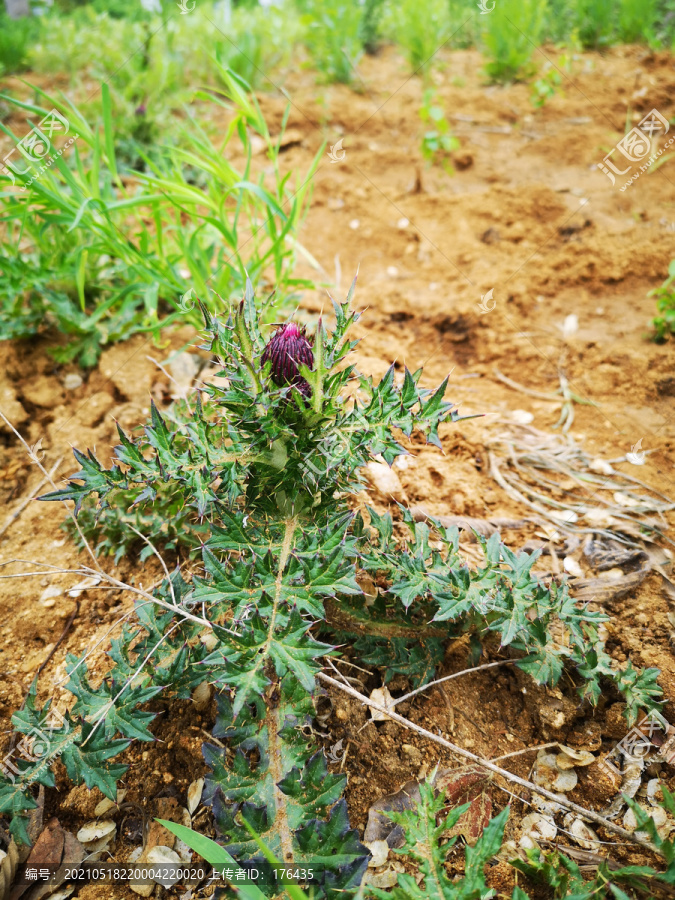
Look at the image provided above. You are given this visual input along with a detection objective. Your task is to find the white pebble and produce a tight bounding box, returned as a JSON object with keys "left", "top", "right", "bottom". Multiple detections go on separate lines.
{"left": 562, "top": 314, "right": 579, "bottom": 339}
{"left": 563, "top": 557, "right": 584, "bottom": 578}
{"left": 40, "top": 585, "right": 63, "bottom": 603}
{"left": 63, "top": 373, "right": 83, "bottom": 390}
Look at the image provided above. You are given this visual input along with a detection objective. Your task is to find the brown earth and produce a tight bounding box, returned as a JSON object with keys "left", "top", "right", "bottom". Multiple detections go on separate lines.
{"left": 1, "top": 44, "right": 675, "bottom": 898}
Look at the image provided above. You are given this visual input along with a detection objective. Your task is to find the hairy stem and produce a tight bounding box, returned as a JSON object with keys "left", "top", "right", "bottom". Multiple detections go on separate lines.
{"left": 265, "top": 699, "right": 295, "bottom": 866}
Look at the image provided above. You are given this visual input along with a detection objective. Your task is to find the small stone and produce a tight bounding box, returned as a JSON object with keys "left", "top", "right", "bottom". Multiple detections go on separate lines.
{"left": 187, "top": 778, "right": 204, "bottom": 815}
{"left": 192, "top": 681, "right": 212, "bottom": 711}
{"left": 67, "top": 575, "right": 101, "bottom": 598}
{"left": 401, "top": 744, "right": 422, "bottom": 766}
{"left": 365, "top": 462, "right": 406, "bottom": 504}
{"left": 77, "top": 820, "right": 116, "bottom": 844}
{"left": 589, "top": 459, "right": 613, "bottom": 475}
{"left": 201, "top": 632, "right": 218, "bottom": 651}
{"left": 369, "top": 686, "right": 395, "bottom": 722}
{"left": 613, "top": 492, "right": 641, "bottom": 508}
{"left": 40, "top": 585, "right": 63, "bottom": 605}
{"left": 147, "top": 846, "right": 181, "bottom": 887}
{"left": 563, "top": 557, "right": 583, "bottom": 578}
{"left": 63, "top": 373, "right": 83, "bottom": 390}
{"left": 556, "top": 746, "right": 595, "bottom": 767}
{"left": 0, "top": 386, "right": 29, "bottom": 427}
{"left": 520, "top": 812, "right": 557, "bottom": 846}
{"left": 562, "top": 314, "right": 578, "bottom": 339}
{"left": 569, "top": 818, "right": 600, "bottom": 850}
{"left": 349, "top": 219, "right": 360, "bottom": 230}
{"left": 386, "top": 266, "right": 399, "bottom": 277}
{"left": 553, "top": 769, "right": 578, "bottom": 792}
{"left": 365, "top": 869, "right": 398, "bottom": 889}
{"left": 584, "top": 508, "right": 615, "bottom": 527}
{"left": 397, "top": 217, "right": 409, "bottom": 229}
{"left": 365, "top": 839, "right": 389, "bottom": 867}
{"left": 94, "top": 798, "right": 117, "bottom": 817}
{"left": 549, "top": 509, "right": 578, "bottom": 524}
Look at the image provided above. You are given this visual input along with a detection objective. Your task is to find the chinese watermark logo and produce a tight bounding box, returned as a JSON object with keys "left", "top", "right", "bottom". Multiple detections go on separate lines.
{"left": 626, "top": 438, "right": 646, "bottom": 466}
{"left": 177, "top": 0, "right": 196, "bottom": 12}
{"left": 600, "top": 710, "right": 675, "bottom": 777}
{"left": 327, "top": 138, "right": 346, "bottom": 164}
{"left": 178, "top": 287, "right": 197, "bottom": 313}
{"left": 476, "top": 288, "right": 496, "bottom": 314}
{"left": 0, "top": 109, "right": 76, "bottom": 192}
{"left": 598, "top": 109, "right": 674, "bottom": 191}
{"left": 477, "top": 0, "right": 495, "bottom": 12}
{"left": 1, "top": 706, "right": 69, "bottom": 789}
{"left": 300, "top": 411, "right": 369, "bottom": 484}
{"left": 326, "top": 739, "right": 347, "bottom": 763}
{"left": 28, "top": 438, "right": 46, "bottom": 465}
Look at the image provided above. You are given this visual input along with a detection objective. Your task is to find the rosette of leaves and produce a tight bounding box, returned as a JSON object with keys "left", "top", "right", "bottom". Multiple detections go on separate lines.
{"left": 0, "top": 278, "right": 662, "bottom": 895}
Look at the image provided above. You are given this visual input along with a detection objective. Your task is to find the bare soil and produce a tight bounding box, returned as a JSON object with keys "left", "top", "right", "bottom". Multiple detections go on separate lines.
{"left": 1, "top": 44, "right": 675, "bottom": 897}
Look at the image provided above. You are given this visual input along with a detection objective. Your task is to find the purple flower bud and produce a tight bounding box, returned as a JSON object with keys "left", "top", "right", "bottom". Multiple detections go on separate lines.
{"left": 135, "top": 104, "right": 147, "bottom": 116}
{"left": 262, "top": 323, "right": 313, "bottom": 396}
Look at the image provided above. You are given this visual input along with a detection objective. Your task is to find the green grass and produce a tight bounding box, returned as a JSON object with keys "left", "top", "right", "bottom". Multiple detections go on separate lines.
{"left": 649, "top": 258, "right": 675, "bottom": 341}
{"left": 481, "top": 0, "right": 548, "bottom": 83}
{"left": 618, "top": 0, "right": 658, "bottom": 42}
{"left": 0, "top": 70, "right": 321, "bottom": 365}
{"left": 380, "top": 0, "right": 452, "bottom": 76}
{"left": 574, "top": 0, "right": 614, "bottom": 47}
{"left": 1, "top": 0, "right": 669, "bottom": 96}
{"left": 0, "top": 11, "right": 39, "bottom": 77}
{"left": 295, "top": 0, "right": 365, "bottom": 84}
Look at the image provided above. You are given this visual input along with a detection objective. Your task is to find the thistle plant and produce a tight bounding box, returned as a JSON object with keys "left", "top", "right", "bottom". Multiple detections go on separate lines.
{"left": 0, "top": 279, "right": 662, "bottom": 896}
